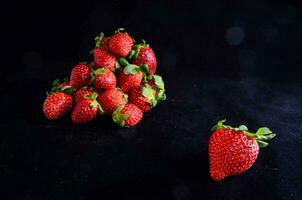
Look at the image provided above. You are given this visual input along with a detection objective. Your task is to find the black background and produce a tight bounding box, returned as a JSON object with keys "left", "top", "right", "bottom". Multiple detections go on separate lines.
{"left": 1, "top": 0, "right": 302, "bottom": 199}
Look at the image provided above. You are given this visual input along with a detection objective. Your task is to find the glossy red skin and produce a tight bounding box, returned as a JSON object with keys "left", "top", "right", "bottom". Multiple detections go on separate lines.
{"left": 99, "top": 37, "right": 111, "bottom": 51}
{"left": 97, "top": 88, "right": 127, "bottom": 115}
{"left": 133, "top": 47, "right": 157, "bottom": 75}
{"left": 118, "top": 70, "right": 143, "bottom": 93}
{"left": 108, "top": 33, "right": 134, "bottom": 57}
{"left": 93, "top": 68, "right": 117, "bottom": 92}
{"left": 120, "top": 104, "right": 143, "bottom": 127}
{"left": 93, "top": 48, "right": 117, "bottom": 71}
{"left": 70, "top": 63, "right": 91, "bottom": 89}
{"left": 209, "top": 128, "right": 259, "bottom": 181}
{"left": 71, "top": 99, "right": 98, "bottom": 124}
{"left": 43, "top": 92, "right": 73, "bottom": 120}
{"left": 128, "top": 86, "right": 152, "bottom": 112}
{"left": 74, "top": 88, "right": 94, "bottom": 104}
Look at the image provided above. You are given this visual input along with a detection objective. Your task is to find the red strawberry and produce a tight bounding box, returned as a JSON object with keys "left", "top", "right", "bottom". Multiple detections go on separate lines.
{"left": 97, "top": 88, "right": 128, "bottom": 115}
{"left": 128, "top": 84, "right": 157, "bottom": 112}
{"left": 93, "top": 48, "right": 118, "bottom": 71}
{"left": 145, "top": 75, "right": 167, "bottom": 101}
{"left": 70, "top": 63, "right": 91, "bottom": 89}
{"left": 74, "top": 87, "right": 94, "bottom": 104}
{"left": 112, "top": 104, "right": 143, "bottom": 127}
{"left": 117, "top": 60, "right": 148, "bottom": 93}
{"left": 95, "top": 32, "right": 111, "bottom": 51}
{"left": 43, "top": 92, "right": 73, "bottom": 120}
{"left": 71, "top": 92, "right": 102, "bottom": 124}
{"left": 108, "top": 29, "right": 134, "bottom": 57}
{"left": 209, "top": 120, "right": 276, "bottom": 181}
{"left": 129, "top": 40, "right": 157, "bottom": 75}
{"left": 92, "top": 68, "right": 117, "bottom": 92}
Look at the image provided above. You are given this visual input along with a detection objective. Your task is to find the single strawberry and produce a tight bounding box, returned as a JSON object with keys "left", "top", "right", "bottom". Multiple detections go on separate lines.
{"left": 145, "top": 74, "right": 167, "bottom": 101}
{"left": 92, "top": 68, "right": 117, "bottom": 92}
{"left": 71, "top": 92, "right": 103, "bottom": 124}
{"left": 108, "top": 28, "right": 134, "bottom": 57}
{"left": 129, "top": 40, "right": 157, "bottom": 75}
{"left": 117, "top": 58, "right": 148, "bottom": 93}
{"left": 93, "top": 48, "right": 118, "bottom": 71}
{"left": 97, "top": 88, "right": 128, "bottom": 115}
{"left": 112, "top": 104, "right": 143, "bottom": 128}
{"left": 209, "top": 120, "right": 276, "bottom": 181}
{"left": 128, "top": 84, "right": 157, "bottom": 112}
{"left": 95, "top": 32, "right": 111, "bottom": 51}
{"left": 74, "top": 87, "right": 94, "bottom": 104}
{"left": 43, "top": 92, "right": 73, "bottom": 120}
{"left": 70, "top": 63, "right": 91, "bottom": 89}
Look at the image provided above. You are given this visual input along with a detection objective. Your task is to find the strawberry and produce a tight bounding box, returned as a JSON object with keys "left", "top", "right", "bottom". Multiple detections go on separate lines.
{"left": 97, "top": 88, "right": 128, "bottom": 115}
{"left": 209, "top": 120, "right": 276, "bottom": 181}
{"left": 74, "top": 87, "right": 94, "bottom": 104}
{"left": 117, "top": 58, "right": 148, "bottom": 93}
{"left": 92, "top": 68, "right": 116, "bottom": 92}
{"left": 112, "top": 104, "right": 143, "bottom": 128}
{"left": 93, "top": 48, "right": 118, "bottom": 71}
{"left": 108, "top": 29, "right": 134, "bottom": 57}
{"left": 129, "top": 40, "right": 157, "bottom": 75}
{"left": 70, "top": 63, "right": 91, "bottom": 89}
{"left": 71, "top": 92, "right": 102, "bottom": 124}
{"left": 128, "top": 84, "right": 157, "bottom": 112}
{"left": 95, "top": 32, "right": 111, "bottom": 51}
{"left": 43, "top": 92, "right": 73, "bottom": 120}
{"left": 145, "top": 75, "right": 166, "bottom": 101}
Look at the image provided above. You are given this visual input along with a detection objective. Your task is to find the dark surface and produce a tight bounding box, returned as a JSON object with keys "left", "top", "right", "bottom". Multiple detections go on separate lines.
{"left": 1, "top": 0, "right": 302, "bottom": 199}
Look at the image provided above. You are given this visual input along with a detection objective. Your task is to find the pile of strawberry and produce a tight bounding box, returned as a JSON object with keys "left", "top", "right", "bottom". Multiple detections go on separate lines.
{"left": 43, "top": 28, "right": 166, "bottom": 127}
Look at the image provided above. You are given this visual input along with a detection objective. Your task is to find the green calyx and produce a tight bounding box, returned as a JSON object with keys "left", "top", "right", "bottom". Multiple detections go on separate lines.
{"left": 145, "top": 75, "right": 166, "bottom": 101}
{"left": 123, "top": 64, "right": 148, "bottom": 75}
{"left": 118, "top": 57, "right": 130, "bottom": 66}
{"left": 142, "top": 84, "right": 157, "bottom": 107}
{"left": 90, "top": 68, "right": 105, "bottom": 84}
{"left": 112, "top": 105, "right": 129, "bottom": 127}
{"left": 85, "top": 92, "right": 104, "bottom": 114}
{"left": 95, "top": 32, "right": 105, "bottom": 48}
{"left": 46, "top": 78, "right": 75, "bottom": 96}
{"left": 128, "top": 39, "right": 149, "bottom": 60}
{"left": 212, "top": 120, "right": 276, "bottom": 148}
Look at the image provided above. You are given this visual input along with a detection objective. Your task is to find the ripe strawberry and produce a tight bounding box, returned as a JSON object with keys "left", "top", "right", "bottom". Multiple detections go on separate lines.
{"left": 117, "top": 59, "right": 148, "bottom": 93}
{"left": 71, "top": 92, "right": 102, "bottom": 124}
{"left": 74, "top": 87, "right": 94, "bottom": 104}
{"left": 209, "top": 120, "right": 276, "bottom": 181}
{"left": 70, "top": 63, "right": 91, "bottom": 89}
{"left": 145, "top": 75, "right": 166, "bottom": 101}
{"left": 128, "top": 84, "right": 157, "bottom": 112}
{"left": 93, "top": 48, "right": 118, "bottom": 71}
{"left": 43, "top": 92, "right": 73, "bottom": 120}
{"left": 95, "top": 32, "right": 111, "bottom": 51}
{"left": 97, "top": 88, "right": 128, "bottom": 115}
{"left": 129, "top": 40, "right": 157, "bottom": 75}
{"left": 112, "top": 104, "right": 143, "bottom": 128}
{"left": 108, "top": 29, "right": 134, "bottom": 57}
{"left": 92, "top": 68, "right": 116, "bottom": 92}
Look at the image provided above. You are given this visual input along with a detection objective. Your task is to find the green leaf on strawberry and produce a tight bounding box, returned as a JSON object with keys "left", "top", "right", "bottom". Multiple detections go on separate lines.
{"left": 112, "top": 105, "right": 129, "bottom": 127}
